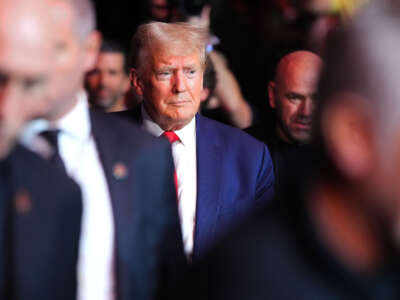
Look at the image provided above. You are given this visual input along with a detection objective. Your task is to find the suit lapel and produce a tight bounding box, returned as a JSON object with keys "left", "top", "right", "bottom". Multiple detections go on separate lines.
{"left": 193, "top": 115, "right": 223, "bottom": 260}
{"left": 89, "top": 111, "right": 137, "bottom": 298}
{"left": 89, "top": 111, "right": 121, "bottom": 210}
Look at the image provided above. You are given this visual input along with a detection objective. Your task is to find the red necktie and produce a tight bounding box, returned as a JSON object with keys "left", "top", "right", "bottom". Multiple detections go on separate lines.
{"left": 161, "top": 131, "right": 180, "bottom": 201}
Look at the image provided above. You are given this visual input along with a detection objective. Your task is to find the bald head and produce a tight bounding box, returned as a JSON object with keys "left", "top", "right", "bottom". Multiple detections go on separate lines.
{"left": 269, "top": 51, "right": 323, "bottom": 144}
{"left": 0, "top": 0, "right": 56, "bottom": 74}
{"left": 275, "top": 51, "right": 322, "bottom": 90}
{"left": 0, "top": 0, "right": 58, "bottom": 159}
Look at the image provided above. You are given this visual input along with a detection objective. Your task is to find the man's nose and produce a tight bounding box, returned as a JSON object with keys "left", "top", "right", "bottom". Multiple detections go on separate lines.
{"left": 99, "top": 71, "right": 109, "bottom": 86}
{"left": 300, "top": 98, "right": 314, "bottom": 117}
{"left": 173, "top": 71, "right": 187, "bottom": 93}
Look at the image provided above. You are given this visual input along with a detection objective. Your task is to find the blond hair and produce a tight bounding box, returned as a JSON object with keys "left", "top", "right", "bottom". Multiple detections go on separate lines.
{"left": 130, "top": 22, "right": 208, "bottom": 74}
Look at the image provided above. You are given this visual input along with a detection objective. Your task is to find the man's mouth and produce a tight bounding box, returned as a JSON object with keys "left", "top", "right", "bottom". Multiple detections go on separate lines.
{"left": 293, "top": 121, "right": 311, "bottom": 130}
{"left": 98, "top": 89, "right": 110, "bottom": 98}
{"left": 168, "top": 99, "right": 190, "bottom": 106}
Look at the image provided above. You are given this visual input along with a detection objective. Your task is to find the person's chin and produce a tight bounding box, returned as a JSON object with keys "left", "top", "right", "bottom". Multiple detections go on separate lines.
{"left": 292, "top": 133, "right": 311, "bottom": 144}
{"left": 96, "top": 98, "right": 115, "bottom": 108}
{"left": 167, "top": 110, "right": 194, "bottom": 126}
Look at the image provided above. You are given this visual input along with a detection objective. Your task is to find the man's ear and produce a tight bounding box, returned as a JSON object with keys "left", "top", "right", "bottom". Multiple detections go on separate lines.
{"left": 200, "top": 88, "right": 210, "bottom": 103}
{"left": 268, "top": 81, "right": 276, "bottom": 109}
{"left": 83, "top": 31, "right": 102, "bottom": 72}
{"left": 322, "top": 93, "right": 375, "bottom": 181}
{"left": 130, "top": 68, "right": 144, "bottom": 97}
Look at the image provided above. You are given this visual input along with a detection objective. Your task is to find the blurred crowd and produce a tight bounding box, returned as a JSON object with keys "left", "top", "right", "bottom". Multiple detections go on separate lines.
{"left": 4, "top": 0, "right": 400, "bottom": 299}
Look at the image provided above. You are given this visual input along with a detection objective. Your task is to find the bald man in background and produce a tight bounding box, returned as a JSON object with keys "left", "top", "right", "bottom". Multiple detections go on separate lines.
{"left": 0, "top": 0, "right": 82, "bottom": 298}
{"left": 247, "top": 51, "right": 323, "bottom": 191}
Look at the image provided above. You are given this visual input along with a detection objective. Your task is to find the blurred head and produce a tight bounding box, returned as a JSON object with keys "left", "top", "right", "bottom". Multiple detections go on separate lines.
{"left": 148, "top": 0, "right": 181, "bottom": 22}
{"left": 200, "top": 55, "right": 217, "bottom": 106}
{"left": 44, "top": 0, "right": 100, "bottom": 121}
{"left": 0, "top": 0, "right": 56, "bottom": 159}
{"left": 315, "top": 0, "right": 400, "bottom": 240}
{"left": 85, "top": 39, "right": 130, "bottom": 111}
{"left": 269, "top": 50, "right": 323, "bottom": 144}
{"left": 130, "top": 22, "right": 208, "bottom": 131}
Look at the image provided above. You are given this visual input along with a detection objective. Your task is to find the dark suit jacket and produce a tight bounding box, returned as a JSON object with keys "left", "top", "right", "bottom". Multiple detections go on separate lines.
{"left": 89, "top": 110, "right": 186, "bottom": 300}
{"left": 116, "top": 107, "right": 275, "bottom": 260}
{"left": 0, "top": 145, "right": 82, "bottom": 300}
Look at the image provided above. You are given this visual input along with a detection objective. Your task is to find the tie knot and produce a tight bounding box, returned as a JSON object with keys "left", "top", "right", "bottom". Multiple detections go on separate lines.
{"left": 162, "top": 131, "right": 180, "bottom": 144}
{"left": 40, "top": 129, "right": 60, "bottom": 149}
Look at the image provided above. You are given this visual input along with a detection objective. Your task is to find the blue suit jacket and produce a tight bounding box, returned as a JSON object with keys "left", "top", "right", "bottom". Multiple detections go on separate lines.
{"left": 89, "top": 110, "right": 186, "bottom": 300}
{"left": 193, "top": 114, "right": 274, "bottom": 259}
{"left": 116, "top": 108, "right": 275, "bottom": 260}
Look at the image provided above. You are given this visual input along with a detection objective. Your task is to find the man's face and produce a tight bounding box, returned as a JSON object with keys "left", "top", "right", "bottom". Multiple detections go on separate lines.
{"left": 269, "top": 59, "right": 320, "bottom": 144}
{"left": 0, "top": 6, "right": 53, "bottom": 159}
{"left": 134, "top": 51, "right": 204, "bottom": 130}
{"left": 149, "top": 0, "right": 180, "bottom": 22}
{"left": 86, "top": 52, "right": 129, "bottom": 110}
{"left": 45, "top": 3, "right": 99, "bottom": 120}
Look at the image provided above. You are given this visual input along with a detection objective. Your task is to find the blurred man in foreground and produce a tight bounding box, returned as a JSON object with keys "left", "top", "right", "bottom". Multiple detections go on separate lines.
{"left": 188, "top": 2, "right": 400, "bottom": 299}
{"left": 21, "top": 0, "right": 185, "bottom": 299}
{"left": 0, "top": 0, "right": 82, "bottom": 298}
{"left": 85, "top": 39, "right": 131, "bottom": 112}
{"left": 119, "top": 22, "right": 275, "bottom": 260}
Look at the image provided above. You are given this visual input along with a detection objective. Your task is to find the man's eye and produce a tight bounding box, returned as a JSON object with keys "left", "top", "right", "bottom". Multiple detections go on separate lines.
{"left": 87, "top": 69, "right": 100, "bottom": 76}
{"left": 157, "top": 71, "right": 171, "bottom": 79}
{"left": 185, "top": 69, "right": 197, "bottom": 78}
{"left": 0, "top": 74, "right": 7, "bottom": 86}
{"left": 23, "top": 78, "right": 44, "bottom": 91}
{"left": 287, "top": 94, "right": 303, "bottom": 101}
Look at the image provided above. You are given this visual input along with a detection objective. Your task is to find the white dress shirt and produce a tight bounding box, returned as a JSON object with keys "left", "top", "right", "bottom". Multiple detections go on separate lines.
{"left": 142, "top": 106, "right": 197, "bottom": 257}
{"left": 21, "top": 91, "right": 115, "bottom": 300}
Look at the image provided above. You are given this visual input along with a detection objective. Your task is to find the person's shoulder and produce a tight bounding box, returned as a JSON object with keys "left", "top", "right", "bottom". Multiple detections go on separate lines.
{"left": 10, "top": 143, "right": 38, "bottom": 162}
{"left": 113, "top": 106, "right": 141, "bottom": 124}
{"left": 10, "top": 144, "right": 81, "bottom": 199}
{"left": 90, "top": 109, "right": 168, "bottom": 149}
{"left": 10, "top": 144, "right": 60, "bottom": 173}
{"left": 198, "top": 115, "right": 266, "bottom": 150}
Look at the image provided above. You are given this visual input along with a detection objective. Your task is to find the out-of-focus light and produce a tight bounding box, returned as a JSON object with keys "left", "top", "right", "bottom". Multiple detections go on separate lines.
{"left": 332, "top": 0, "right": 369, "bottom": 18}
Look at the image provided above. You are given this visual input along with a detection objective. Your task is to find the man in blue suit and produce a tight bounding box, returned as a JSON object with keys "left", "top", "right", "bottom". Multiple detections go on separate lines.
{"left": 20, "top": 0, "right": 186, "bottom": 299}
{"left": 122, "top": 22, "right": 275, "bottom": 261}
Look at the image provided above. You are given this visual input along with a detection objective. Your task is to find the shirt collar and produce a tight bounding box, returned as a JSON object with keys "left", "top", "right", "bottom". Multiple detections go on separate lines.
{"left": 57, "top": 90, "right": 91, "bottom": 141}
{"left": 141, "top": 105, "right": 196, "bottom": 147}
{"left": 20, "top": 90, "right": 91, "bottom": 145}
